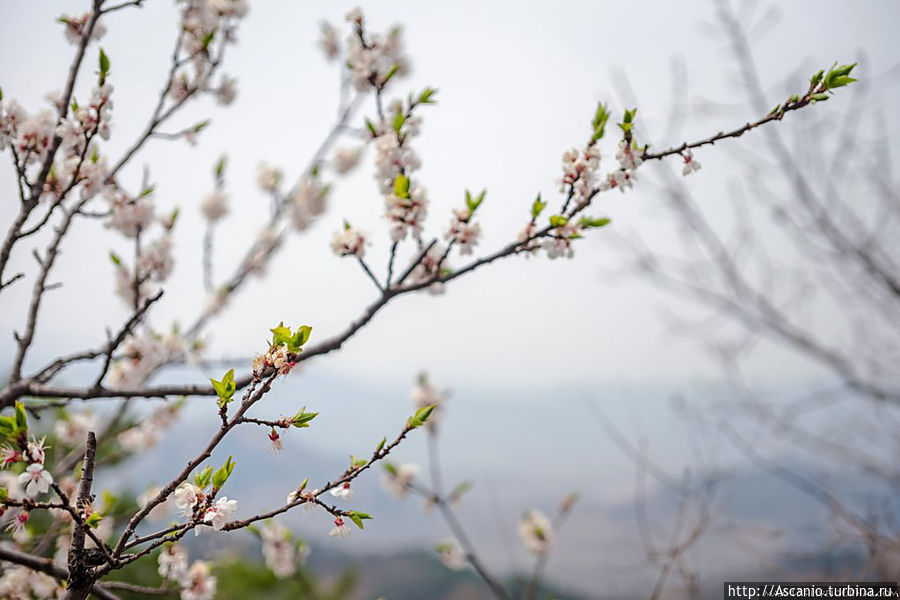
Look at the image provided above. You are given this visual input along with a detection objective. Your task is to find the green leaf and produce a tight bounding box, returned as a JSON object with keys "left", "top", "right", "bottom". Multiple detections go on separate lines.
{"left": 393, "top": 173, "right": 410, "bottom": 199}
{"left": 0, "top": 416, "right": 15, "bottom": 440}
{"left": 194, "top": 466, "right": 213, "bottom": 489}
{"left": 210, "top": 368, "right": 236, "bottom": 407}
{"left": 381, "top": 63, "right": 400, "bottom": 86}
{"left": 578, "top": 216, "right": 611, "bottom": 229}
{"left": 98, "top": 48, "right": 110, "bottom": 77}
{"left": 768, "top": 103, "right": 781, "bottom": 116}
{"left": 288, "top": 325, "right": 312, "bottom": 353}
{"left": 809, "top": 69, "right": 824, "bottom": 88}
{"left": 202, "top": 29, "right": 216, "bottom": 50}
{"left": 292, "top": 407, "right": 318, "bottom": 428}
{"left": 350, "top": 454, "right": 367, "bottom": 469}
{"left": 85, "top": 512, "right": 103, "bottom": 529}
{"left": 450, "top": 480, "right": 472, "bottom": 499}
{"left": 0, "top": 487, "right": 7, "bottom": 502}
{"left": 465, "top": 189, "right": 486, "bottom": 214}
{"left": 214, "top": 156, "right": 227, "bottom": 180}
{"left": 375, "top": 437, "right": 386, "bottom": 454}
{"left": 139, "top": 185, "right": 155, "bottom": 198}
{"left": 365, "top": 118, "right": 378, "bottom": 137}
{"left": 417, "top": 87, "right": 438, "bottom": 104}
{"left": 270, "top": 322, "right": 292, "bottom": 346}
{"left": 346, "top": 510, "right": 372, "bottom": 530}
{"left": 14, "top": 401, "right": 27, "bottom": 433}
{"left": 383, "top": 462, "right": 397, "bottom": 476}
{"left": 617, "top": 107, "right": 637, "bottom": 133}
{"left": 212, "top": 456, "right": 235, "bottom": 490}
{"left": 408, "top": 404, "right": 435, "bottom": 429}
{"left": 531, "top": 194, "right": 547, "bottom": 218}
{"left": 812, "top": 93, "right": 830, "bottom": 102}
{"left": 591, "top": 102, "right": 609, "bottom": 142}
{"left": 109, "top": 251, "right": 121, "bottom": 266}
{"left": 548, "top": 215, "right": 568, "bottom": 228}
{"left": 828, "top": 76, "right": 856, "bottom": 88}
{"left": 392, "top": 112, "right": 405, "bottom": 134}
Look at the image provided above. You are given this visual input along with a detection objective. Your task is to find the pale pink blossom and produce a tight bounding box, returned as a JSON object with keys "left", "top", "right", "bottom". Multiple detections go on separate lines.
{"left": 329, "top": 516, "right": 351, "bottom": 538}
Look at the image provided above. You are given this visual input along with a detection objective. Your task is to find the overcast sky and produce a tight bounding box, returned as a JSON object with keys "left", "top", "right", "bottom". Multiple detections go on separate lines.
{"left": 1, "top": 1, "right": 898, "bottom": 392}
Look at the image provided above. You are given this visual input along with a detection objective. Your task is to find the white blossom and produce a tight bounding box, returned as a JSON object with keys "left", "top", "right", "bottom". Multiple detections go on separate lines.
{"left": 330, "top": 225, "right": 367, "bottom": 258}
{"left": 332, "top": 146, "right": 361, "bottom": 174}
{"left": 104, "top": 189, "right": 155, "bottom": 238}
{"left": 18, "top": 463, "right": 53, "bottom": 497}
{"left": 330, "top": 482, "right": 354, "bottom": 501}
{"left": 181, "top": 561, "right": 217, "bottom": 600}
{"left": 203, "top": 496, "right": 237, "bottom": 530}
{"left": 158, "top": 543, "right": 188, "bottom": 581}
{"left": 174, "top": 482, "right": 201, "bottom": 518}
{"left": 200, "top": 190, "right": 228, "bottom": 222}
{"left": 54, "top": 412, "right": 97, "bottom": 447}
{"left": 381, "top": 463, "right": 419, "bottom": 499}
{"left": 289, "top": 176, "right": 328, "bottom": 230}
{"left": 257, "top": 163, "right": 282, "bottom": 192}
{"left": 215, "top": 75, "right": 237, "bottom": 106}
{"left": 436, "top": 539, "right": 466, "bottom": 571}
{"left": 60, "top": 13, "right": 106, "bottom": 45}
{"left": 260, "top": 521, "right": 299, "bottom": 577}
{"left": 319, "top": 22, "right": 339, "bottom": 60}
{"left": 682, "top": 149, "right": 701, "bottom": 175}
{"left": 518, "top": 509, "right": 553, "bottom": 554}
{"left": 444, "top": 208, "right": 481, "bottom": 255}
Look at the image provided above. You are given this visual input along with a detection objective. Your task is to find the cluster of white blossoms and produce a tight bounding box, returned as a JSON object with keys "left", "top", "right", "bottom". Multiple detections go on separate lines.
{"left": 518, "top": 509, "right": 554, "bottom": 554}
{"left": 53, "top": 411, "right": 98, "bottom": 447}
{"left": 260, "top": 520, "right": 308, "bottom": 578}
{"left": 381, "top": 463, "right": 419, "bottom": 499}
{"left": 251, "top": 342, "right": 295, "bottom": 376}
{"left": 173, "top": 482, "right": 238, "bottom": 533}
{"left": 598, "top": 139, "right": 643, "bottom": 193}
{"left": 1, "top": 437, "right": 52, "bottom": 503}
{"left": 342, "top": 8, "right": 410, "bottom": 92}
{"left": 405, "top": 243, "right": 447, "bottom": 294}
{"left": 543, "top": 218, "right": 580, "bottom": 260}
{"left": 331, "top": 146, "right": 362, "bottom": 174}
{"left": 104, "top": 188, "right": 155, "bottom": 238}
{"left": 330, "top": 223, "right": 368, "bottom": 258}
{"left": 118, "top": 401, "right": 182, "bottom": 452}
{"left": 444, "top": 208, "right": 481, "bottom": 255}
{"left": 559, "top": 145, "right": 602, "bottom": 206}
{"left": 171, "top": 0, "right": 247, "bottom": 107}
{"left": 107, "top": 332, "right": 169, "bottom": 389}
{"left": 289, "top": 175, "right": 329, "bottom": 232}
{"left": 159, "top": 544, "right": 218, "bottom": 600}
{"left": 0, "top": 565, "right": 59, "bottom": 599}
